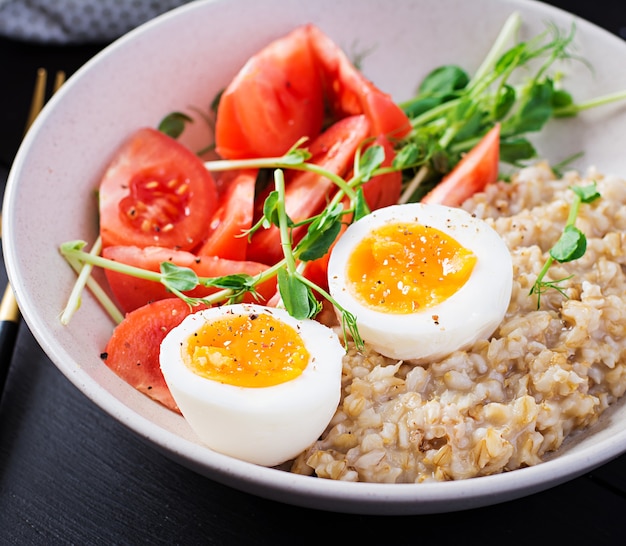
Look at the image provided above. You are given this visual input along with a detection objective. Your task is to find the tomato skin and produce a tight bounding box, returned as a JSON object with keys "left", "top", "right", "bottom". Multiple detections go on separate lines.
{"left": 102, "top": 298, "right": 205, "bottom": 413}
{"left": 214, "top": 25, "right": 410, "bottom": 161}
{"left": 246, "top": 115, "right": 371, "bottom": 266}
{"left": 307, "top": 24, "right": 411, "bottom": 140}
{"left": 195, "top": 169, "right": 257, "bottom": 260}
{"left": 421, "top": 123, "right": 500, "bottom": 207}
{"left": 103, "top": 245, "right": 277, "bottom": 314}
{"left": 215, "top": 27, "right": 324, "bottom": 159}
{"left": 99, "top": 127, "right": 218, "bottom": 251}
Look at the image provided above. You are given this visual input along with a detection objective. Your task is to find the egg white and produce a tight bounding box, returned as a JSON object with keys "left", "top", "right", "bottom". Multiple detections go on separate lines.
{"left": 159, "top": 303, "right": 344, "bottom": 467}
{"left": 327, "top": 203, "right": 513, "bottom": 363}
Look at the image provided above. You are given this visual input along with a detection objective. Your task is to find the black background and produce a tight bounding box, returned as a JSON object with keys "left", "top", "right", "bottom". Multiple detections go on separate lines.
{"left": 2, "top": 1, "right": 626, "bottom": 544}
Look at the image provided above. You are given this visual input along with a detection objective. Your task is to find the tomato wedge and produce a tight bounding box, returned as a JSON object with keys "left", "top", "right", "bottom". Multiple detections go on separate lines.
{"left": 99, "top": 127, "right": 218, "bottom": 251}
{"left": 246, "top": 115, "right": 370, "bottom": 266}
{"left": 214, "top": 24, "right": 410, "bottom": 160}
{"left": 103, "top": 245, "right": 277, "bottom": 314}
{"left": 421, "top": 123, "right": 501, "bottom": 207}
{"left": 102, "top": 298, "right": 205, "bottom": 413}
{"left": 307, "top": 24, "right": 411, "bottom": 140}
{"left": 195, "top": 169, "right": 257, "bottom": 260}
{"left": 215, "top": 26, "right": 324, "bottom": 159}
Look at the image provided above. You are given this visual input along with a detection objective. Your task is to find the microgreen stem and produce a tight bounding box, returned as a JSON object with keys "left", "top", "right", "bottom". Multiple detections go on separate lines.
{"left": 274, "top": 169, "right": 297, "bottom": 274}
{"left": 469, "top": 12, "right": 522, "bottom": 87}
{"left": 205, "top": 156, "right": 358, "bottom": 202}
{"left": 61, "top": 244, "right": 162, "bottom": 283}
{"left": 565, "top": 191, "right": 581, "bottom": 224}
{"left": 65, "top": 254, "right": 125, "bottom": 325}
{"left": 396, "top": 14, "right": 524, "bottom": 204}
{"left": 296, "top": 271, "right": 364, "bottom": 350}
{"left": 204, "top": 157, "right": 296, "bottom": 171}
{"left": 406, "top": 97, "right": 460, "bottom": 129}
{"left": 394, "top": 11, "right": 607, "bottom": 207}
{"left": 60, "top": 12, "right": 626, "bottom": 345}
{"left": 534, "top": 255, "right": 555, "bottom": 291}
{"left": 290, "top": 163, "right": 358, "bottom": 201}
{"left": 399, "top": 165, "right": 429, "bottom": 204}
{"left": 554, "top": 89, "right": 626, "bottom": 116}
{"left": 60, "top": 241, "right": 271, "bottom": 309}
{"left": 60, "top": 237, "right": 111, "bottom": 325}
{"left": 530, "top": 182, "right": 600, "bottom": 308}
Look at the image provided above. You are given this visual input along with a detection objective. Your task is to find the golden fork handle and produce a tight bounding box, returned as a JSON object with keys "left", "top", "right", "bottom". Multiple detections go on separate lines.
{"left": 1, "top": 69, "right": 67, "bottom": 331}
{"left": 24, "top": 68, "right": 66, "bottom": 134}
{"left": 0, "top": 284, "right": 19, "bottom": 323}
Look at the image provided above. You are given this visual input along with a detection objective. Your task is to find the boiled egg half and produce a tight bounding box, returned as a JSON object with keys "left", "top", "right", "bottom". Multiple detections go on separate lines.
{"left": 159, "top": 303, "right": 344, "bottom": 467}
{"left": 328, "top": 203, "right": 513, "bottom": 363}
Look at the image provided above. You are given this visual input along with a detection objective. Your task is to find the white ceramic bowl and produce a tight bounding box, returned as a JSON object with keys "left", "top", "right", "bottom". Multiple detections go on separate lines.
{"left": 4, "top": 0, "right": 626, "bottom": 515}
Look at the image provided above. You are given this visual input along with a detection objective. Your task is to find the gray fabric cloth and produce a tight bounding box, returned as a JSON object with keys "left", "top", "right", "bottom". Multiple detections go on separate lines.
{"left": 0, "top": 0, "right": 194, "bottom": 43}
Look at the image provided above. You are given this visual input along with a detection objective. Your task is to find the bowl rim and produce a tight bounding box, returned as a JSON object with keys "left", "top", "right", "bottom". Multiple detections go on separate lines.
{"left": 4, "top": 0, "right": 626, "bottom": 515}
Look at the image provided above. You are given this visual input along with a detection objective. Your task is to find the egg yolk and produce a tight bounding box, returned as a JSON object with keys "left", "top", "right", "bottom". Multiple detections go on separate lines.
{"left": 346, "top": 221, "right": 476, "bottom": 313}
{"left": 182, "top": 312, "right": 310, "bottom": 388}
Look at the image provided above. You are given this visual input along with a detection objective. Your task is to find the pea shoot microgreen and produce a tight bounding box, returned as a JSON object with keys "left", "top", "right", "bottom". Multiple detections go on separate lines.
{"left": 60, "top": 143, "right": 371, "bottom": 348}
{"left": 157, "top": 111, "right": 193, "bottom": 139}
{"left": 61, "top": 12, "right": 625, "bottom": 350}
{"left": 529, "top": 182, "right": 601, "bottom": 308}
{"left": 395, "top": 12, "right": 626, "bottom": 204}
{"left": 59, "top": 239, "right": 271, "bottom": 320}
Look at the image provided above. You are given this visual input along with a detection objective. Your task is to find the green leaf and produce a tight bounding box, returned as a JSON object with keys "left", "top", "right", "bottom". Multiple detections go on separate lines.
{"left": 210, "top": 89, "right": 224, "bottom": 114}
{"left": 359, "top": 145, "right": 385, "bottom": 182}
{"left": 201, "top": 273, "right": 256, "bottom": 291}
{"left": 277, "top": 270, "right": 320, "bottom": 319}
{"left": 401, "top": 96, "right": 444, "bottom": 118}
{"left": 297, "top": 203, "right": 344, "bottom": 261}
{"left": 160, "top": 262, "right": 199, "bottom": 292}
{"left": 499, "top": 137, "right": 537, "bottom": 164}
{"left": 552, "top": 89, "right": 574, "bottom": 109}
{"left": 571, "top": 182, "right": 601, "bottom": 204}
{"left": 281, "top": 148, "right": 312, "bottom": 165}
{"left": 298, "top": 217, "right": 342, "bottom": 262}
{"left": 419, "top": 65, "right": 469, "bottom": 95}
{"left": 530, "top": 183, "right": 600, "bottom": 307}
{"left": 262, "top": 190, "right": 294, "bottom": 228}
{"left": 451, "top": 110, "right": 484, "bottom": 142}
{"left": 502, "top": 79, "right": 554, "bottom": 136}
{"left": 549, "top": 225, "right": 586, "bottom": 262}
{"left": 494, "top": 42, "right": 527, "bottom": 74}
{"left": 316, "top": 202, "right": 345, "bottom": 231}
{"left": 448, "top": 96, "right": 475, "bottom": 125}
{"left": 392, "top": 140, "right": 433, "bottom": 170}
{"left": 353, "top": 188, "right": 370, "bottom": 222}
{"left": 494, "top": 84, "right": 516, "bottom": 120}
{"left": 400, "top": 65, "right": 468, "bottom": 118}
{"left": 158, "top": 111, "right": 193, "bottom": 139}
{"left": 60, "top": 240, "right": 88, "bottom": 253}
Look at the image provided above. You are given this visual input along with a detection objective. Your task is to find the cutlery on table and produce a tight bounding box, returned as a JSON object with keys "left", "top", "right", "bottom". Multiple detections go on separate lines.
{"left": 0, "top": 68, "right": 65, "bottom": 403}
